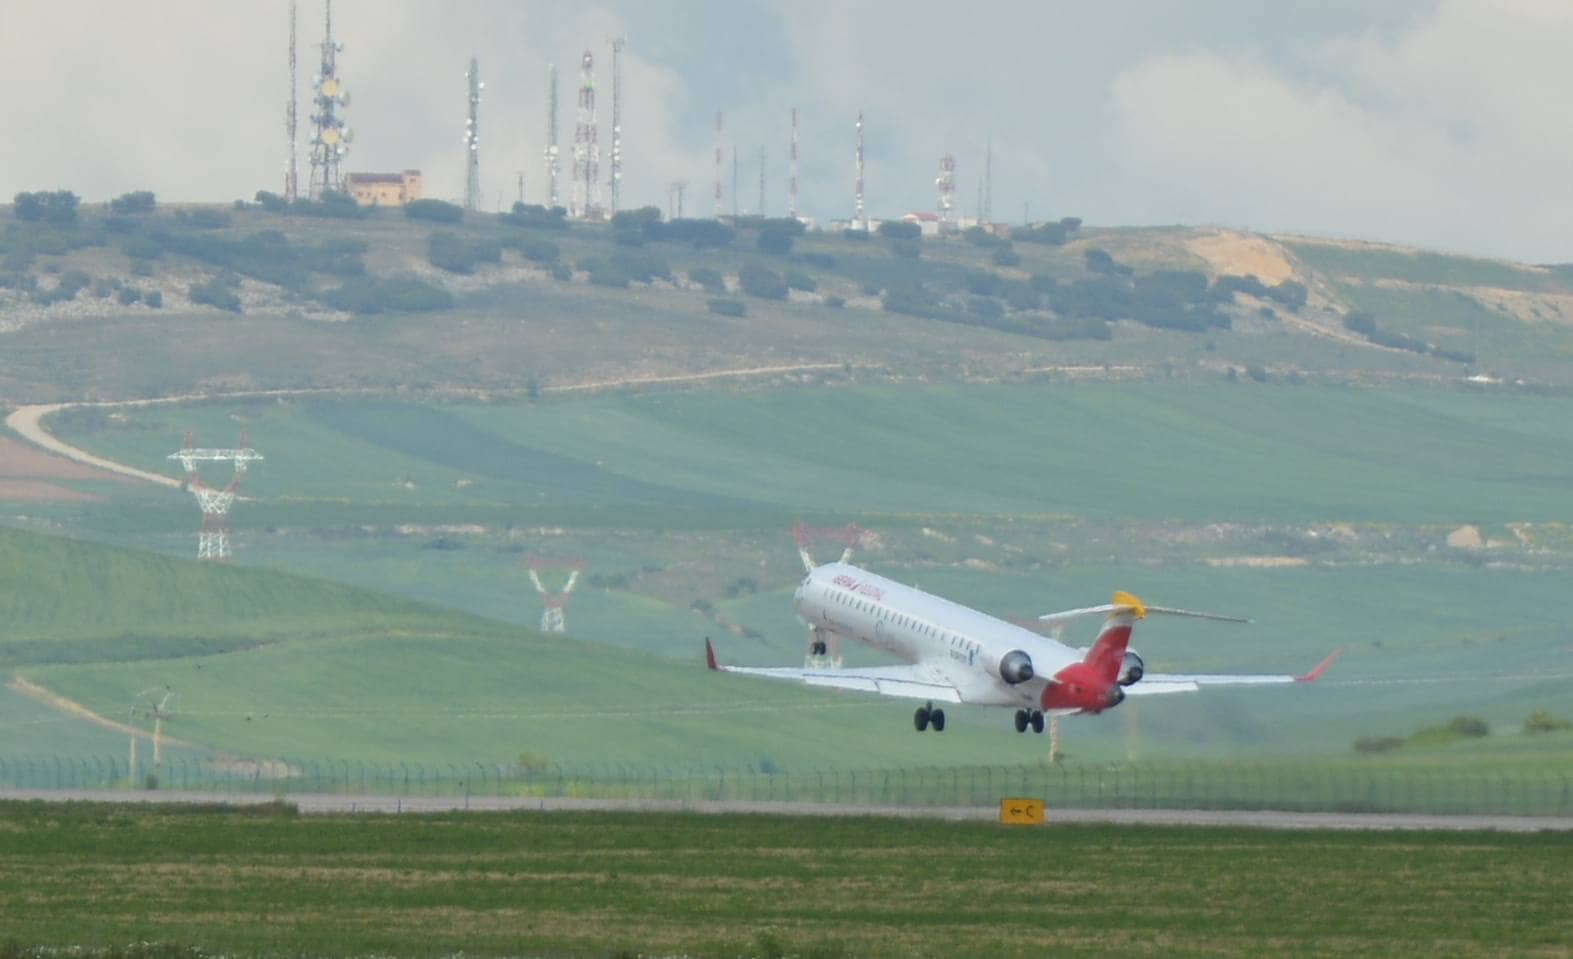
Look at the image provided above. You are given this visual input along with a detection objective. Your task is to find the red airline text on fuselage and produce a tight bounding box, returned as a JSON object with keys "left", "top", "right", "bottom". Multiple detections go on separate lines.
{"left": 832, "top": 574, "right": 885, "bottom": 601}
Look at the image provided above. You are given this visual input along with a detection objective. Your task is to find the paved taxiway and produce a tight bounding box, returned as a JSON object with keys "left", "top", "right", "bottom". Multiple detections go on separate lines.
{"left": 2, "top": 789, "right": 1569, "bottom": 832}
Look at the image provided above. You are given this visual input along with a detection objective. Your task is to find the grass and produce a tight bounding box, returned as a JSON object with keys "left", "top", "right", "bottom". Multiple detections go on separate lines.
{"left": 0, "top": 802, "right": 1568, "bottom": 958}
{"left": 46, "top": 382, "right": 1573, "bottom": 525}
{"left": 1281, "top": 238, "right": 1564, "bottom": 292}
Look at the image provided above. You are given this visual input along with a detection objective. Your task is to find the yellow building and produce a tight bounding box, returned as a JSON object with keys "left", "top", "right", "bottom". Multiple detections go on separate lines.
{"left": 345, "top": 170, "right": 422, "bottom": 207}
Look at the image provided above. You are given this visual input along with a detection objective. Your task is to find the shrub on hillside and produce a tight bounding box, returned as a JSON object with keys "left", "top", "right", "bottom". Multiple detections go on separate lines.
{"left": 144, "top": 290, "right": 163, "bottom": 308}
{"left": 688, "top": 266, "right": 726, "bottom": 293}
{"left": 404, "top": 199, "right": 465, "bottom": 223}
{"left": 109, "top": 191, "right": 156, "bottom": 215}
{"left": 190, "top": 277, "right": 242, "bottom": 312}
{"left": 1265, "top": 279, "right": 1308, "bottom": 311}
{"left": 707, "top": 297, "right": 746, "bottom": 317}
{"left": 176, "top": 208, "right": 231, "bottom": 229}
{"left": 512, "top": 236, "right": 560, "bottom": 263}
{"left": 501, "top": 203, "right": 569, "bottom": 230}
{"left": 1084, "top": 248, "right": 1130, "bottom": 276}
{"left": 321, "top": 274, "right": 453, "bottom": 314}
{"left": 652, "top": 217, "right": 733, "bottom": 248}
{"left": 964, "top": 269, "right": 1004, "bottom": 296}
{"left": 1343, "top": 311, "right": 1378, "bottom": 336}
{"left": 784, "top": 268, "right": 816, "bottom": 292}
{"left": 14, "top": 190, "right": 80, "bottom": 225}
{"left": 877, "top": 220, "right": 920, "bottom": 241}
{"left": 890, "top": 238, "right": 922, "bottom": 259}
{"left": 1353, "top": 735, "right": 1405, "bottom": 754}
{"left": 30, "top": 269, "right": 92, "bottom": 305}
{"left": 428, "top": 231, "right": 501, "bottom": 274}
{"left": 610, "top": 249, "right": 670, "bottom": 283}
{"left": 991, "top": 245, "right": 1021, "bottom": 267}
{"left": 738, "top": 263, "right": 787, "bottom": 299}
{"left": 293, "top": 190, "right": 364, "bottom": 219}
{"left": 1524, "top": 710, "right": 1573, "bottom": 734}
{"left": 1002, "top": 283, "right": 1039, "bottom": 311}
{"left": 253, "top": 190, "right": 288, "bottom": 211}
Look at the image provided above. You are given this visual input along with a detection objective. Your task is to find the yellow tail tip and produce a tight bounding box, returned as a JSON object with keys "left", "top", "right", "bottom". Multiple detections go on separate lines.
{"left": 1111, "top": 591, "right": 1147, "bottom": 619}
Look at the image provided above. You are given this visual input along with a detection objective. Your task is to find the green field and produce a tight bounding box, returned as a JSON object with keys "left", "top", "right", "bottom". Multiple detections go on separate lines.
{"left": 6, "top": 381, "right": 1571, "bottom": 775}
{"left": 0, "top": 802, "right": 1568, "bottom": 958}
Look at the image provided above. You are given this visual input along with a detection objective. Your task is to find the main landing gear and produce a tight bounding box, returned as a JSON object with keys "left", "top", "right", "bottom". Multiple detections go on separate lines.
{"left": 914, "top": 702, "right": 946, "bottom": 732}
{"left": 1014, "top": 709, "right": 1046, "bottom": 734}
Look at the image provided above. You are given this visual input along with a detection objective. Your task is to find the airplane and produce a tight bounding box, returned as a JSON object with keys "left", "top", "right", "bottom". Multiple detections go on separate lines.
{"left": 705, "top": 560, "right": 1340, "bottom": 734}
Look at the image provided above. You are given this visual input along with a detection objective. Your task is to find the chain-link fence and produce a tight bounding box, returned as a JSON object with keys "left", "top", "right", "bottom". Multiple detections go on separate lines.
{"left": 1, "top": 755, "right": 1568, "bottom": 816}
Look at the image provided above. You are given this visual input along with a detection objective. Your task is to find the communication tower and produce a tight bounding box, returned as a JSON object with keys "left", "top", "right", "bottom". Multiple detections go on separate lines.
{"left": 936, "top": 154, "right": 956, "bottom": 231}
{"left": 571, "top": 50, "right": 601, "bottom": 219}
{"left": 284, "top": 1, "right": 299, "bottom": 202}
{"left": 757, "top": 146, "right": 766, "bottom": 217}
{"left": 545, "top": 64, "right": 560, "bottom": 208}
{"left": 713, "top": 111, "right": 724, "bottom": 218}
{"left": 464, "top": 57, "right": 483, "bottom": 212}
{"left": 608, "top": 36, "right": 625, "bottom": 215}
{"left": 788, "top": 107, "right": 799, "bottom": 219}
{"left": 982, "top": 136, "right": 994, "bottom": 225}
{"left": 732, "top": 145, "right": 740, "bottom": 217}
{"left": 307, "top": 0, "right": 352, "bottom": 197}
{"left": 525, "top": 556, "right": 585, "bottom": 633}
{"left": 853, "top": 111, "right": 866, "bottom": 228}
{"left": 168, "top": 431, "right": 262, "bottom": 562}
{"left": 668, "top": 180, "right": 686, "bottom": 219}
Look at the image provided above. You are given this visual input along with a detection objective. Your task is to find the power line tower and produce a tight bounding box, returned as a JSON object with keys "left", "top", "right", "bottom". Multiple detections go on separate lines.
{"left": 936, "top": 154, "right": 956, "bottom": 232}
{"left": 525, "top": 556, "right": 584, "bottom": 633}
{"left": 464, "top": 56, "right": 483, "bottom": 212}
{"left": 571, "top": 50, "right": 601, "bottom": 220}
{"left": 788, "top": 106, "right": 800, "bottom": 219}
{"left": 545, "top": 64, "right": 560, "bottom": 208}
{"left": 608, "top": 35, "right": 626, "bottom": 215}
{"left": 307, "top": 0, "right": 351, "bottom": 197}
{"left": 167, "top": 431, "right": 263, "bottom": 562}
{"left": 129, "top": 688, "right": 175, "bottom": 789}
{"left": 713, "top": 111, "right": 724, "bottom": 218}
{"left": 284, "top": 0, "right": 299, "bottom": 202}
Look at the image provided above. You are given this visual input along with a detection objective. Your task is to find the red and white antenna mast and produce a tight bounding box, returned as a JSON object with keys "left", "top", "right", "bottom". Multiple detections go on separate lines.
{"left": 854, "top": 110, "right": 866, "bottom": 228}
{"left": 788, "top": 106, "right": 799, "bottom": 219}
{"left": 571, "top": 50, "right": 600, "bottom": 220}
{"left": 284, "top": 0, "right": 299, "bottom": 202}
{"left": 545, "top": 63, "right": 560, "bottom": 208}
{"left": 168, "top": 431, "right": 263, "bottom": 562}
{"left": 524, "top": 556, "right": 585, "bottom": 633}
{"left": 713, "top": 110, "right": 724, "bottom": 218}
{"left": 936, "top": 154, "right": 956, "bottom": 231}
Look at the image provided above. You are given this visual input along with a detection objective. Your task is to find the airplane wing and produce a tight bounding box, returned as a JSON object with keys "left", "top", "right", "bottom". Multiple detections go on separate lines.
{"left": 1125, "top": 648, "right": 1343, "bottom": 697}
{"left": 705, "top": 639, "right": 963, "bottom": 703}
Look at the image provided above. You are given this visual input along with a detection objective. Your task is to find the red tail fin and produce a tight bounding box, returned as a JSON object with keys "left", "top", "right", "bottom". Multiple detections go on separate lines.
{"left": 1084, "top": 621, "right": 1134, "bottom": 684}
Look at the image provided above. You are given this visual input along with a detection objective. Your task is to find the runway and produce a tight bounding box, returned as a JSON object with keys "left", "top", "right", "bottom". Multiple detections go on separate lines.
{"left": 3, "top": 788, "right": 1569, "bottom": 832}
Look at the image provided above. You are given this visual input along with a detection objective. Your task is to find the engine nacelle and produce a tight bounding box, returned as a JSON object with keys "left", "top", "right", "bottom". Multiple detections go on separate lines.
{"left": 1117, "top": 650, "right": 1144, "bottom": 686}
{"left": 997, "top": 649, "right": 1035, "bottom": 684}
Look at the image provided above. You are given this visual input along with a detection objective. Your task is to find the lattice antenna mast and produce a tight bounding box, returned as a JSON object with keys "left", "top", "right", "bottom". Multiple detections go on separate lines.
{"left": 983, "top": 134, "right": 994, "bottom": 225}
{"left": 757, "top": 146, "right": 766, "bottom": 217}
{"left": 571, "top": 50, "right": 601, "bottom": 219}
{"left": 854, "top": 110, "right": 866, "bottom": 226}
{"left": 464, "top": 56, "right": 483, "bottom": 212}
{"left": 525, "top": 556, "right": 585, "bottom": 633}
{"left": 713, "top": 111, "right": 724, "bottom": 218}
{"left": 168, "top": 430, "right": 263, "bottom": 562}
{"left": 788, "top": 106, "right": 799, "bottom": 219}
{"left": 545, "top": 64, "right": 560, "bottom": 208}
{"left": 669, "top": 180, "right": 686, "bottom": 218}
{"left": 307, "top": 0, "right": 351, "bottom": 197}
{"left": 608, "top": 35, "right": 625, "bottom": 215}
{"left": 936, "top": 154, "right": 956, "bottom": 230}
{"left": 284, "top": 0, "right": 299, "bottom": 202}
{"left": 731, "top": 145, "right": 740, "bottom": 217}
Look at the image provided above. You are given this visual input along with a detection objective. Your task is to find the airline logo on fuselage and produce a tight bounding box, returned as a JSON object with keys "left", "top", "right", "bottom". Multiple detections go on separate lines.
{"left": 831, "top": 573, "right": 885, "bottom": 601}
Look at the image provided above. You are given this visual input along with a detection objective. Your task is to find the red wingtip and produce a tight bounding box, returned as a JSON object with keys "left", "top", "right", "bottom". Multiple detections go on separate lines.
{"left": 704, "top": 637, "right": 719, "bottom": 671}
{"left": 1294, "top": 647, "right": 1343, "bottom": 683}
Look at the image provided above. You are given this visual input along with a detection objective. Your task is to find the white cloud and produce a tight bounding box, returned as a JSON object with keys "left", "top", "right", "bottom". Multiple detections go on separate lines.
{"left": 1105, "top": 1, "right": 1573, "bottom": 260}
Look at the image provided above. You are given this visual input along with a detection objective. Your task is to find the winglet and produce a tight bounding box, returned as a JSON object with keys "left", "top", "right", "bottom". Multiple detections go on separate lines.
{"left": 704, "top": 637, "right": 720, "bottom": 671}
{"left": 1111, "top": 590, "right": 1146, "bottom": 620}
{"left": 1294, "top": 647, "right": 1343, "bottom": 683}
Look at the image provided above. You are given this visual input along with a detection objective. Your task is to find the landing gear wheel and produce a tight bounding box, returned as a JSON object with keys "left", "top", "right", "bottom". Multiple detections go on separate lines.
{"left": 914, "top": 705, "right": 931, "bottom": 732}
{"left": 1030, "top": 710, "right": 1045, "bottom": 734}
{"left": 810, "top": 640, "right": 827, "bottom": 656}
{"left": 930, "top": 709, "right": 946, "bottom": 732}
{"left": 1014, "top": 709, "right": 1029, "bottom": 733}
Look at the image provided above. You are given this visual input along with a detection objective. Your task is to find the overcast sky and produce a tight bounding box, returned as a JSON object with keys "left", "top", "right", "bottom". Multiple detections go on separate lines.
{"left": 4, "top": 0, "right": 1571, "bottom": 262}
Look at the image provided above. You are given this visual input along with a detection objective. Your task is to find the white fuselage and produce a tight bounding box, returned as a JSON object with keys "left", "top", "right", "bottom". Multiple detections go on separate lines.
{"left": 792, "top": 563, "right": 1082, "bottom": 708}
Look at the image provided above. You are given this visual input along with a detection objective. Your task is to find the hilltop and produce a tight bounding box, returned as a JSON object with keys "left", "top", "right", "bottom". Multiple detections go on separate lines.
{"left": 5, "top": 192, "right": 1573, "bottom": 404}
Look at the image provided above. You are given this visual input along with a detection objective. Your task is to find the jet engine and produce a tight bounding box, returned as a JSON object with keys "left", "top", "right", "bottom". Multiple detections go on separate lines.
{"left": 1117, "top": 650, "right": 1144, "bottom": 686}
{"left": 997, "top": 649, "right": 1035, "bottom": 684}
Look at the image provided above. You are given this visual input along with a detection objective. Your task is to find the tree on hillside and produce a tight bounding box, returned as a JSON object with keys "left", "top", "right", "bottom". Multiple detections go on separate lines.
{"left": 109, "top": 191, "right": 156, "bottom": 215}
{"left": 14, "top": 190, "right": 80, "bottom": 225}
{"left": 877, "top": 220, "right": 920, "bottom": 240}
{"left": 404, "top": 199, "right": 464, "bottom": 223}
{"left": 738, "top": 263, "right": 787, "bottom": 299}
